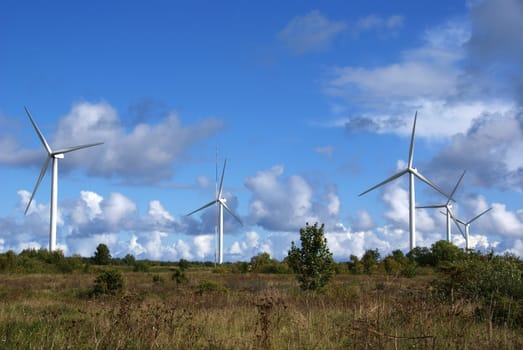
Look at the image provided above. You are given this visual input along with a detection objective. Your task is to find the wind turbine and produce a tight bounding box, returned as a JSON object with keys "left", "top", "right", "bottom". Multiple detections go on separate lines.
{"left": 24, "top": 106, "right": 103, "bottom": 251}
{"left": 187, "top": 158, "right": 242, "bottom": 264}
{"left": 449, "top": 207, "right": 492, "bottom": 250}
{"left": 359, "top": 112, "right": 449, "bottom": 251}
{"left": 417, "top": 170, "right": 466, "bottom": 242}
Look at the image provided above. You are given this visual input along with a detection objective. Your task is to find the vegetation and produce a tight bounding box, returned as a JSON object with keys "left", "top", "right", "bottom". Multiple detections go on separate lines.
{"left": 0, "top": 240, "right": 522, "bottom": 349}
{"left": 90, "top": 269, "right": 125, "bottom": 296}
{"left": 287, "top": 222, "right": 335, "bottom": 290}
{"left": 92, "top": 243, "right": 112, "bottom": 265}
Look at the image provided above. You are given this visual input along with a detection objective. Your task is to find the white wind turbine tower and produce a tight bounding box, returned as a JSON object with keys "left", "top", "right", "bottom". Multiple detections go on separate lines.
{"left": 450, "top": 207, "right": 492, "bottom": 250}
{"left": 187, "top": 158, "right": 242, "bottom": 264}
{"left": 417, "top": 170, "right": 466, "bottom": 243}
{"left": 359, "top": 112, "right": 449, "bottom": 251}
{"left": 24, "top": 106, "right": 103, "bottom": 251}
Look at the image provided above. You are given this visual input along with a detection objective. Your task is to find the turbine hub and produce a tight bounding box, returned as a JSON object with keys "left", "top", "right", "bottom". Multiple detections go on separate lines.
{"left": 54, "top": 153, "right": 65, "bottom": 159}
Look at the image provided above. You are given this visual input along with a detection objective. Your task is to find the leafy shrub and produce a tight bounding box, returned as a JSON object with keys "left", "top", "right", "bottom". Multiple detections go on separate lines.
{"left": 431, "top": 253, "right": 523, "bottom": 327}
{"left": 133, "top": 261, "right": 150, "bottom": 272}
{"left": 91, "top": 270, "right": 124, "bottom": 297}
{"left": 171, "top": 268, "right": 188, "bottom": 284}
{"left": 287, "top": 223, "right": 335, "bottom": 291}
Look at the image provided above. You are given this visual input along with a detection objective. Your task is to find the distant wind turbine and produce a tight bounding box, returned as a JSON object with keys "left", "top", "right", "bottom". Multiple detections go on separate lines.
{"left": 449, "top": 207, "right": 492, "bottom": 250}
{"left": 417, "top": 170, "right": 466, "bottom": 242}
{"left": 24, "top": 106, "right": 103, "bottom": 251}
{"left": 187, "top": 158, "right": 242, "bottom": 264}
{"left": 359, "top": 112, "right": 449, "bottom": 251}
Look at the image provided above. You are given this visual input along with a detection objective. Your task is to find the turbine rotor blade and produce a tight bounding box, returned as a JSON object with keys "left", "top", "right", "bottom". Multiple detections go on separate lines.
{"left": 447, "top": 170, "right": 466, "bottom": 204}
{"left": 468, "top": 207, "right": 492, "bottom": 224}
{"left": 25, "top": 156, "right": 51, "bottom": 214}
{"left": 449, "top": 208, "right": 465, "bottom": 239}
{"left": 186, "top": 200, "right": 217, "bottom": 217}
{"left": 359, "top": 169, "right": 408, "bottom": 196}
{"left": 416, "top": 204, "right": 446, "bottom": 209}
{"left": 218, "top": 158, "right": 227, "bottom": 198}
{"left": 25, "top": 106, "right": 52, "bottom": 155}
{"left": 412, "top": 170, "right": 449, "bottom": 198}
{"left": 54, "top": 142, "right": 104, "bottom": 155}
{"left": 220, "top": 199, "right": 242, "bottom": 224}
{"left": 408, "top": 111, "right": 417, "bottom": 169}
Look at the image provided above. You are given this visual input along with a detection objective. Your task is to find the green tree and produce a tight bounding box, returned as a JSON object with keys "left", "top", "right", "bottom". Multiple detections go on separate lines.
{"left": 361, "top": 249, "right": 381, "bottom": 275}
{"left": 431, "top": 240, "right": 463, "bottom": 267}
{"left": 122, "top": 254, "right": 136, "bottom": 266}
{"left": 287, "top": 223, "right": 335, "bottom": 290}
{"left": 93, "top": 244, "right": 111, "bottom": 265}
{"left": 347, "top": 254, "right": 364, "bottom": 274}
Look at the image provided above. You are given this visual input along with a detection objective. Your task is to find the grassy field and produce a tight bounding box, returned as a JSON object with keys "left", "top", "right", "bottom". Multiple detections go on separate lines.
{"left": 0, "top": 268, "right": 522, "bottom": 349}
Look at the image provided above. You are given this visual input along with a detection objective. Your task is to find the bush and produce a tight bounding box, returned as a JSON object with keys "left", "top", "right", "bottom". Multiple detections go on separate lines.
{"left": 172, "top": 268, "right": 188, "bottom": 284}
{"left": 431, "top": 253, "right": 523, "bottom": 327}
{"left": 91, "top": 270, "right": 124, "bottom": 297}
{"left": 287, "top": 223, "right": 335, "bottom": 291}
{"left": 133, "top": 261, "right": 150, "bottom": 272}
{"left": 152, "top": 274, "right": 164, "bottom": 285}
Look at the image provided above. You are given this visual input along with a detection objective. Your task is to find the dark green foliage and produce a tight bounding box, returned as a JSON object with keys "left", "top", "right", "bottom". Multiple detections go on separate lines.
{"left": 133, "top": 261, "right": 151, "bottom": 272}
{"left": 172, "top": 268, "right": 188, "bottom": 284}
{"left": 92, "top": 244, "right": 111, "bottom": 265}
{"left": 432, "top": 252, "right": 523, "bottom": 327}
{"left": 152, "top": 274, "right": 164, "bottom": 284}
{"left": 407, "top": 246, "right": 433, "bottom": 266}
{"left": 91, "top": 269, "right": 124, "bottom": 296}
{"left": 287, "top": 222, "right": 335, "bottom": 290}
{"left": 361, "top": 249, "right": 381, "bottom": 275}
{"left": 250, "top": 252, "right": 289, "bottom": 273}
{"left": 430, "top": 240, "right": 464, "bottom": 267}
{"left": 122, "top": 254, "right": 136, "bottom": 266}
{"left": 383, "top": 249, "right": 417, "bottom": 277}
{"left": 347, "top": 254, "right": 364, "bottom": 274}
{"left": 178, "top": 259, "right": 190, "bottom": 270}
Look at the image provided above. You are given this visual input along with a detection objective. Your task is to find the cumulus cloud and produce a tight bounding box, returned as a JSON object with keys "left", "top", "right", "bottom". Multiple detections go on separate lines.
{"left": 3, "top": 101, "right": 223, "bottom": 185}
{"left": 279, "top": 10, "right": 347, "bottom": 54}
{"left": 245, "top": 165, "right": 340, "bottom": 231}
{"left": 427, "top": 111, "right": 523, "bottom": 191}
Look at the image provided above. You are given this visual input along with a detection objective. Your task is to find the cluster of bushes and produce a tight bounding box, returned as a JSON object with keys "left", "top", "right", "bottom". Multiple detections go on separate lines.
{"left": 0, "top": 249, "right": 87, "bottom": 273}
{"left": 431, "top": 249, "right": 523, "bottom": 327}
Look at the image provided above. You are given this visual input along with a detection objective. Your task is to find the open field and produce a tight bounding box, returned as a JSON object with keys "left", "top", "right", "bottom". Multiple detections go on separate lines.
{"left": 0, "top": 268, "right": 522, "bottom": 349}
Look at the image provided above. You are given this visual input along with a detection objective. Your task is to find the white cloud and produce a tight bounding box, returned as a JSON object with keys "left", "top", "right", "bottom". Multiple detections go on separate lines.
{"left": 102, "top": 193, "right": 137, "bottom": 226}
{"left": 193, "top": 234, "right": 213, "bottom": 259}
{"left": 279, "top": 10, "right": 346, "bottom": 54}
{"left": 356, "top": 14, "right": 404, "bottom": 31}
{"left": 245, "top": 165, "right": 327, "bottom": 231}
{"left": 5, "top": 101, "right": 224, "bottom": 185}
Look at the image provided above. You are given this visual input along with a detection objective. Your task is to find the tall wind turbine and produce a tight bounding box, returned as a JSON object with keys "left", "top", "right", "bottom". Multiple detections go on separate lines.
{"left": 417, "top": 170, "right": 466, "bottom": 242}
{"left": 359, "top": 112, "right": 449, "bottom": 251}
{"left": 187, "top": 158, "right": 242, "bottom": 264}
{"left": 24, "top": 107, "right": 103, "bottom": 251}
{"left": 450, "top": 207, "right": 492, "bottom": 250}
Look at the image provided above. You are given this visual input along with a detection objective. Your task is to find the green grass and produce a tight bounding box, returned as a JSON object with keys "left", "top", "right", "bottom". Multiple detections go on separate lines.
{"left": 0, "top": 271, "right": 521, "bottom": 349}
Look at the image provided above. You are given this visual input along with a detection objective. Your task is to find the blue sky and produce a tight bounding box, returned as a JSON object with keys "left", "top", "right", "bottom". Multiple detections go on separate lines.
{"left": 1, "top": 0, "right": 523, "bottom": 261}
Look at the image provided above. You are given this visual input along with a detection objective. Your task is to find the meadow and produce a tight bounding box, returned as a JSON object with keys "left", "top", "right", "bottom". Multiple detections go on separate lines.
{"left": 1, "top": 262, "right": 522, "bottom": 350}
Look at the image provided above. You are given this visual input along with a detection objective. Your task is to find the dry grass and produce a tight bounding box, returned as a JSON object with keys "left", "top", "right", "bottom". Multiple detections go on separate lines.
{"left": 0, "top": 270, "right": 521, "bottom": 349}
